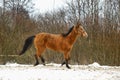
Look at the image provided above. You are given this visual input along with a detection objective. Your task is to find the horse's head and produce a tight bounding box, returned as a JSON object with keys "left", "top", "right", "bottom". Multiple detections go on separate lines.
{"left": 74, "top": 22, "right": 88, "bottom": 38}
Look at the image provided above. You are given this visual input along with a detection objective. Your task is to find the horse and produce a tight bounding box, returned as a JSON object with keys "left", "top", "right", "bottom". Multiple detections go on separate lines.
{"left": 19, "top": 22, "right": 88, "bottom": 69}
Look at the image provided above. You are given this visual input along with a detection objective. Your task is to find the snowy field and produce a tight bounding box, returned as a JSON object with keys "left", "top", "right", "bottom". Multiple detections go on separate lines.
{"left": 0, "top": 62, "right": 120, "bottom": 80}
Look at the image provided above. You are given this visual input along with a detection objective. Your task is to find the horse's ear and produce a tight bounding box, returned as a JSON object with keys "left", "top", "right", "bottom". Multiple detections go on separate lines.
{"left": 77, "top": 21, "right": 81, "bottom": 25}
{"left": 76, "top": 21, "right": 81, "bottom": 28}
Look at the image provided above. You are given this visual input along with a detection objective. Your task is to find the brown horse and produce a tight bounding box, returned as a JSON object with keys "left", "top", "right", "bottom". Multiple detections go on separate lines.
{"left": 19, "top": 22, "right": 88, "bottom": 69}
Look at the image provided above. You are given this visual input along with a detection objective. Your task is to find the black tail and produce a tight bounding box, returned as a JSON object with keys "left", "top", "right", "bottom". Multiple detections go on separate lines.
{"left": 19, "top": 36, "right": 35, "bottom": 55}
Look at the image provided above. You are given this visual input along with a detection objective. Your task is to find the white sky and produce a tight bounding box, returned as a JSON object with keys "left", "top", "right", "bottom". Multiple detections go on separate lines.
{"left": 33, "top": 0, "right": 66, "bottom": 13}
{"left": 0, "top": 0, "right": 2, "bottom": 7}
{"left": 0, "top": 0, "right": 66, "bottom": 13}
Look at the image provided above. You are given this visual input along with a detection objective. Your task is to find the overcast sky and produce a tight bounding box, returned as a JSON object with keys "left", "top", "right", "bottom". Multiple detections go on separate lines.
{"left": 0, "top": 0, "right": 66, "bottom": 13}
{"left": 33, "top": 0, "right": 66, "bottom": 13}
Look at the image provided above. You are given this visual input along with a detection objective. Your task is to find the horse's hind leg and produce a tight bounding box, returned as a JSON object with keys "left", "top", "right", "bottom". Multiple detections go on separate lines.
{"left": 40, "top": 56, "right": 45, "bottom": 65}
{"left": 34, "top": 55, "right": 45, "bottom": 66}
{"left": 34, "top": 54, "right": 39, "bottom": 66}
{"left": 34, "top": 47, "right": 46, "bottom": 66}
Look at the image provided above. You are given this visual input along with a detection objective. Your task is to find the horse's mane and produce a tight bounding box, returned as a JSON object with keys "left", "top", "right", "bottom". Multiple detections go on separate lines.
{"left": 62, "top": 26, "right": 74, "bottom": 37}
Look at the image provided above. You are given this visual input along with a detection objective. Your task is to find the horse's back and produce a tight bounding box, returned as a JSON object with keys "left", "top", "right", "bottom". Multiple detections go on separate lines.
{"left": 34, "top": 32, "right": 60, "bottom": 47}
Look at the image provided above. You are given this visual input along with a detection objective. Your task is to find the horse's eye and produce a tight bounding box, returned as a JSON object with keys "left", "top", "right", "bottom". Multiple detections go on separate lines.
{"left": 80, "top": 28, "right": 82, "bottom": 30}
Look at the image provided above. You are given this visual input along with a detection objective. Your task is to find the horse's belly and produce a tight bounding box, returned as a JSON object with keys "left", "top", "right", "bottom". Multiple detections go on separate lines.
{"left": 46, "top": 42, "right": 59, "bottom": 51}
{"left": 46, "top": 42, "right": 70, "bottom": 53}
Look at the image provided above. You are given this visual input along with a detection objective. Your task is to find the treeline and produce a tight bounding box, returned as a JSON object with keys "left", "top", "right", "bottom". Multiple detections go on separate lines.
{"left": 0, "top": 0, "right": 119, "bottom": 66}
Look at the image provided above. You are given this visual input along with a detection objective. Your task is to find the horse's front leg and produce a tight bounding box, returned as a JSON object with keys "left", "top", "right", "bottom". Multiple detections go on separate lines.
{"left": 65, "top": 59, "right": 71, "bottom": 69}
{"left": 62, "top": 52, "right": 71, "bottom": 69}
{"left": 61, "top": 61, "right": 66, "bottom": 66}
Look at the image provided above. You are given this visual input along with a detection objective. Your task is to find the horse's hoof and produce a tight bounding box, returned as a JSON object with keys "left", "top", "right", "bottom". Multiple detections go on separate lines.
{"left": 67, "top": 66, "right": 71, "bottom": 69}
{"left": 61, "top": 61, "right": 66, "bottom": 66}
{"left": 66, "top": 65, "right": 71, "bottom": 69}
{"left": 43, "top": 63, "right": 46, "bottom": 66}
{"left": 34, "top": 62, "right": 39, "bottom": 66}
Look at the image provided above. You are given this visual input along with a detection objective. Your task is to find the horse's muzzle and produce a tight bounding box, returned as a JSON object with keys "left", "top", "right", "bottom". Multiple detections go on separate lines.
{"left": 83, "top": 32, "right": 88, "bottom": 38}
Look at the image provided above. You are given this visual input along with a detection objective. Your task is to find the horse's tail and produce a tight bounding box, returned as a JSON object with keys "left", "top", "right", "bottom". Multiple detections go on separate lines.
{"left": 19, "top": 36, "right": 35, "bottom": 55}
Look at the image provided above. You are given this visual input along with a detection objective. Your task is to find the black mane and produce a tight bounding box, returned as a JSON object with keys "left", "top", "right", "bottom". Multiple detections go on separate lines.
{"left": 62, "top": 26, "right": 74, "bottom": 37}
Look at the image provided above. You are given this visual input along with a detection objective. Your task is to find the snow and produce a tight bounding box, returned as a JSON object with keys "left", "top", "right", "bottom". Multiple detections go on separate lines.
{"left": 0, "top": 62, "right": 120, "bottom": 80}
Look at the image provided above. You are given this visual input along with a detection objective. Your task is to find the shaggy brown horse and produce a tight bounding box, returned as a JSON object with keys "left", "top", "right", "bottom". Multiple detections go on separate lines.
{"left": 19, "top": 22, "right": 88, "bottom": 69}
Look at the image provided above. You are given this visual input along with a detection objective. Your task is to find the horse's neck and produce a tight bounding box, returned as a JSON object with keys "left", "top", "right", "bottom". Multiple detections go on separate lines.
{"left": 67, "top": 30, "right": 78, "bottom": 45}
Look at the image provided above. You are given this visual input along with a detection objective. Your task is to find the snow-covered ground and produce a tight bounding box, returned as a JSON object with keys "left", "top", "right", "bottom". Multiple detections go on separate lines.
{"left": 0, "top": 62, "right": 120, "bottom": 80}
